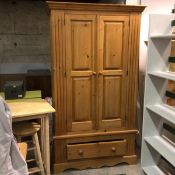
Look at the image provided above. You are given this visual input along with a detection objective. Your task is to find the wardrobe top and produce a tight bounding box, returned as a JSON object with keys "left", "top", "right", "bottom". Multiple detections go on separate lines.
{"left": 47, "top": 1, "right": 146, "bottom": 13}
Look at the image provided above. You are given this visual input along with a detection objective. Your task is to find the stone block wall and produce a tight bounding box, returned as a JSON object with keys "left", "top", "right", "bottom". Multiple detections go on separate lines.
{"left": 0, "top": 0, "right": 50, "bottom": 74}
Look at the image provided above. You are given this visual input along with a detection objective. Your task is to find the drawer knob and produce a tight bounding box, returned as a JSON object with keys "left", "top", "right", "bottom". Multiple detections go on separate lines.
{"left": 92, "top": 72, "right": 97, "bottom": 75}
{"left": 111, "top": 147, "right": 116, "bottom": 152}
{"left": 78, "top": 149, "right": 84, "bottom": 155}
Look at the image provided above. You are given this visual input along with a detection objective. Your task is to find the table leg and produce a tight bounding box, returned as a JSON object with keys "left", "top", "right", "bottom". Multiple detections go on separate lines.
{"left": 41, "top": 115, "right": 50, "bottom": 175}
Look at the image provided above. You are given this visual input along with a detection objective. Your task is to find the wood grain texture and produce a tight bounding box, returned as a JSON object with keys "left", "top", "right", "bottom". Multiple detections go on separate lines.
{"left": 11, "top": 105, "right": 54, "bottom": 175}
{"left": 33, "top": 132, "right": 45, "bottom": 175}
{"left": 54, "top": 129, "right": 138, "bottom": 140}
{"left": 127, "top": 14, "right": 141, "bottom": 129}
{"left": 66, "top": 132, "right": 137, "bottom": 144}
{"left": 67, "top": 140, "right": 127, "bottom": 160}
{"left": 65, "top": 14, "right": 96, "bottom": 132}
{"left": 13, "top": 122, "right": 40, "bottom": 136}
{"left": 18, "top": 142, "right": 28, "bottom": 160}
{"left": 54, "top": 131, "right": 137, "bottom": 164}
{"left": 97, "top": 15, "right": 129, "bottom": 130}
{"left": 54, "top": 140, "right": 67, "bottom": 163}
{"left": 50, "top": 11, "right": 67, "bottom": 135}
{"left": 48, "top": 2, "right": 144, "bottom": 173}
{"left": 47, "top": 1, "right": 145, "bottom": 13}
{"left": 54, "top": 155, "right": 137, "bottom": 173}
{"left": 8, "top": 99, "right": 55, "bottom": 118}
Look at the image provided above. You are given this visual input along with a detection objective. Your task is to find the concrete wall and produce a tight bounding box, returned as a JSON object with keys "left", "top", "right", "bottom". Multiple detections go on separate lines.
{"left": 0, "top": 0, "right": 140, "bottom": 74}
{"left": 0, "top": 0, "right": 50, "bottom": 74}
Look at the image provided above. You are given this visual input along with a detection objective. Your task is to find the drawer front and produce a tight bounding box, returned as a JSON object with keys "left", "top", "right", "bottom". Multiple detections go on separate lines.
{"left": 67, "top": 140, "right": 127, "bottom": 160}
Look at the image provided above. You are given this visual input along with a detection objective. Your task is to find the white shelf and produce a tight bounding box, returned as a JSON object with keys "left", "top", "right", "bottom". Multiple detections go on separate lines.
{"left": 146, "top": 104, "right": 175, "bottom": 125}
{"left": 141, "top": 14, "right": 175, "bottom": 174}
{"left": 145, "top": 136, "right": 175, "bottom": 166}
{"left": 148, "top": 71, "right": 175, "bottom": 81}
{"left": 150, "top": 34, "right": 175, "bottom": 39}
{"left": 142, "top": 166, "right": 165, "bottom": 175}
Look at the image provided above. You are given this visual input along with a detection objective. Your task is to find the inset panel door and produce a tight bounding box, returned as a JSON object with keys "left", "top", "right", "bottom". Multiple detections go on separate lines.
{"left": 98, "top": 15, "right": 129, "bottom": 130}
{"left": 65, "top": 14, "right": 97, "bottom": 132}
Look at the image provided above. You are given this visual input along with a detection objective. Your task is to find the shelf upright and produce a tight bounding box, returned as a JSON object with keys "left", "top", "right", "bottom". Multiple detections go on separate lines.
{"left": 141, "top": 14, "right": 175, "bottom": 175}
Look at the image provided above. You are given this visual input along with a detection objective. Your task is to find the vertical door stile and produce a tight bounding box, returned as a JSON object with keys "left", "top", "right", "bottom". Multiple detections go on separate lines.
{"left": 53, "top": 11, "right": 66, "bottom": 135}
{"left": 62, "top": 13, "right": 67, "bottom": 133}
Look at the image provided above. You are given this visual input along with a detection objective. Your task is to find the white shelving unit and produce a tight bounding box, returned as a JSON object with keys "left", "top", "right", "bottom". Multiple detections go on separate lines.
{"left": 141, "top": 14, "right": 175, "bottom": 174}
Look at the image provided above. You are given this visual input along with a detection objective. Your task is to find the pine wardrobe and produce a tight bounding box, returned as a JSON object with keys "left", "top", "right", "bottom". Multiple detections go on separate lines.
{"left": 47, "top": 1, "right": 145, "bottom": 173}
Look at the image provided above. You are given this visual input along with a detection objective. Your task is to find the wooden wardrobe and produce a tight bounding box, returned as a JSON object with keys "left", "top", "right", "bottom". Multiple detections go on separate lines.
{"left": 47, "top": 1, "right": 145, "bottom": 173}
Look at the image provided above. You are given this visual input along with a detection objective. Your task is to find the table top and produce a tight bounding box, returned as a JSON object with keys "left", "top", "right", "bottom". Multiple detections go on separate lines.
{"left": 7, "top": 98, "right": 55, "bottom": 119}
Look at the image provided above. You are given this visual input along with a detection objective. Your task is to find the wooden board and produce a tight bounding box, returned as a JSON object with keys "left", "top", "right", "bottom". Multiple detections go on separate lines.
{"left": 7, "top": 99, "right": 55, "bottom": 119}
{"left": 18, "top": 142, "right": 28, "bottom": 160}
{"left": 65, "top": 14, "right": 96, "bottom": 132}
{"left": 98, "top": 15, "right": 129, "bottom": 130}
{"left": 54, "top": 155, "right": 137, "bottom": 173}
{"left": 67, "top": 140, "right": 127, "bottom": 160}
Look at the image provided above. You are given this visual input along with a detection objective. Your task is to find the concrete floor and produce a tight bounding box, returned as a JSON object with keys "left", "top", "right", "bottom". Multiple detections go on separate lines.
{"left": 56, "top": 162, "right": 142, "bottom": 175}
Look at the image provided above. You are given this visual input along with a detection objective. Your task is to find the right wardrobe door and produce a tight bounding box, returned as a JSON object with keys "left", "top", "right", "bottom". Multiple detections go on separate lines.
{"left": 97, "top": 15, "right": 129, "bottom": 131}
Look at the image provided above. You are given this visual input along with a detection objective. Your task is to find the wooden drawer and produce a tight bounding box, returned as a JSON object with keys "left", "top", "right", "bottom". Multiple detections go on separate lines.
{"left": 67, "top": 140, "right": 127, "bottom": 160}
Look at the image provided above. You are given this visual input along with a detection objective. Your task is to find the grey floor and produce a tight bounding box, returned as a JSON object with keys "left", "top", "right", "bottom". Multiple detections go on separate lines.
{"left": 56, "top": 162, "right": 142, "bottom": 175}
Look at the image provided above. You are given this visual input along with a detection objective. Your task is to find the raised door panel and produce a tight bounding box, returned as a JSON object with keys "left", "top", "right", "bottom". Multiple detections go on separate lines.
{"left": 103, "top": 77, "right": 121, "bottom": 120}
{"left": 72, "top": 20, "right": 92, "bottom": 70}
{"left": 104, "top": 22, "right": 123, "bottom": 69}
{"left": 65, "top": 14, "right": 96, "bottom": 132}
{"left": 98, "top": 15, "right": 129, "bottom": 130}
{"left": 72, "top": 78, "right": 91, "bottom": 121}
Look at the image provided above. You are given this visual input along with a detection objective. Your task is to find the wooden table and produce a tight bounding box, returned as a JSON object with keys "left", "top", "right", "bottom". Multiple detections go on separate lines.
{"left": 7, "top": 99, "right": 55, "bottom": 175}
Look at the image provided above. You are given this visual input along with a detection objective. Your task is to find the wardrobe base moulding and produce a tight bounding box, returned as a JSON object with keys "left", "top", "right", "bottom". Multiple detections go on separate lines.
{"left": 54, "top": 155, "right": 137, "bottom": 173}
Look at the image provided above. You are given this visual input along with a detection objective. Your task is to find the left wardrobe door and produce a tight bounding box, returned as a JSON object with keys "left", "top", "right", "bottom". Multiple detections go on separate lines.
{"left": 65, "top": 14, "right": 97, "bottom": 133}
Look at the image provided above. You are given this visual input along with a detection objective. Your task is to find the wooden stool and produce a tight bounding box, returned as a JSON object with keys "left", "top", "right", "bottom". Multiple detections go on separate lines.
{"left": 13, "top": 122, "right": 45, "bottom": 175}
{"left": 18, "top": 142, "right": 28, "bottom": 160}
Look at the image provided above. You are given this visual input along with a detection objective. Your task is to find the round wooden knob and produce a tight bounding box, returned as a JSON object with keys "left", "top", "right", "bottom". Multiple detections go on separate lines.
{"left": 78, "top": 149, "right": 83, "bottom": 155}
{"left": 111, "top": 147, "right": 116, "bottom": 152}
